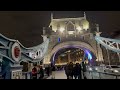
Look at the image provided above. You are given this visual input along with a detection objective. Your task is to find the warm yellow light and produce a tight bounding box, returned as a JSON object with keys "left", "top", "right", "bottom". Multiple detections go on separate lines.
{"left": 82, "top": 19, "right": 89, "bottom": 30}
{"left": 68, "top": 31, "right": 74, "bottom": 34}
{"left": 76, "top": 26, "right": 82, "bottom": 31}
{"left": 59, "top": 27, "right": 65, "bottom": 33}
{"left": 83, "top": 25, "right": 89, "bottom": 30}
{"left": 68, "top": 50, "right": 71, "bottom": 53}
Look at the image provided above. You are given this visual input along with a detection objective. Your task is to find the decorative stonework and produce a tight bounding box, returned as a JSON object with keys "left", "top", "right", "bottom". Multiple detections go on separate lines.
{"left": 11, "top": 42, "right": 21, "bottom": 62}
{"left": 43, "top": 14, "right": 102, "bottom": 65}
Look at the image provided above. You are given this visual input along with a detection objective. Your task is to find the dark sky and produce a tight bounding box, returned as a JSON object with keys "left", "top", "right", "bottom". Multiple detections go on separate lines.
{"left": 0, "top": 11, "right": 120, "bottom": 47}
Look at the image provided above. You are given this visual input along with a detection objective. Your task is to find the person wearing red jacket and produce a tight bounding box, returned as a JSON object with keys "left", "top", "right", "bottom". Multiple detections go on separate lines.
{"left": 32, "top": 66, "right": 37, "bottom": 79}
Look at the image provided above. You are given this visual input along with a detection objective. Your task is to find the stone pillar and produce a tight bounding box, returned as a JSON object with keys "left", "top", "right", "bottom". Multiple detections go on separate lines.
{"left": 106, "top": 48, "right": 111, "bottom": 65}
{"left": 43, "top": 27, "right": 46, "bottom": 35}
{"left": 95, "top": 29, "right": 104, "bottom": 63}
{"left": 97, "top": 43, "right": 104, "bottom": 62}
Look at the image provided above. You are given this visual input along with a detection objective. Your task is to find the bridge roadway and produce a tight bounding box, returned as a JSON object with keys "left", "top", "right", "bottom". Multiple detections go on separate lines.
{"left": 46, "top": 70, "right": 86, "bottom": 79}
{"left": 47, "top": 70, "right": 67, "bottom": 79}
{"left": 46, "top": 70, "right": 120, "bottom": 79}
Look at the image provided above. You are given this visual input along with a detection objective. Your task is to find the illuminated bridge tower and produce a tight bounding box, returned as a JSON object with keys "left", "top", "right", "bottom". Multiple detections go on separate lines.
{"left": 43, "top": 13, "right": 103, "bottom": 65}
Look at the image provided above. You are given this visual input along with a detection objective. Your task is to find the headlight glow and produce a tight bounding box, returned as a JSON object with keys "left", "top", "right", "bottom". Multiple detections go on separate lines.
{"left": 114, "top": 70, "right": 119, "bottom": 73}
{"left": 89, "top": 67, "right": 92, "bottom": 71}
{"left": 95, "top": 67, "right": 98, "bottom": 70}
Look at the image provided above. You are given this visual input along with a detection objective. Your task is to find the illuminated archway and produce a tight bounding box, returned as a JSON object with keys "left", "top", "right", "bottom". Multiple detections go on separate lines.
{"left": 50, "top": 44, "right": 96, "bottom": 65}
{"left": 44, "top": 41, "right": 97, "bottom": 65}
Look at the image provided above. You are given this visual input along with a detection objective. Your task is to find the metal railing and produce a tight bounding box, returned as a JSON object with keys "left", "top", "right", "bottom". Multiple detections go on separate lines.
{"left": 22, "top": 72, "right": 32, "bottom": 79}
{"left": 22, "top": 70, "right": 50, "bottom": 79}
{"left": 86, "top": 70, "right": 120, "bottom": 79}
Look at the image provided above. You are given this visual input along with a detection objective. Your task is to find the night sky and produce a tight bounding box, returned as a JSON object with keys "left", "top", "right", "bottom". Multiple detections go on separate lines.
{"left": 0, "top": 11, "right": 120, "bottom": 47}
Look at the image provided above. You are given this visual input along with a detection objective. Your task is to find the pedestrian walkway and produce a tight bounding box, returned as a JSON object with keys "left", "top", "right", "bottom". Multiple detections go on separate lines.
{"left": 47, "top": 70, "right": 67, "bottom": 79}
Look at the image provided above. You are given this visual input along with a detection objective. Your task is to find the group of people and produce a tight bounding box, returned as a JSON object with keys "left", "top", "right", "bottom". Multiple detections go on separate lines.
{"left": 64, "top": 62, "right": 87, "bottom": 79}
{"left": 32, "top": 65, "right": 44, "bottom": 79}
{"left": 31, "top": 62, "right": 87, "bottom": 79}
{"left": 31, "top": 64, "right": 56, "bottom": 79}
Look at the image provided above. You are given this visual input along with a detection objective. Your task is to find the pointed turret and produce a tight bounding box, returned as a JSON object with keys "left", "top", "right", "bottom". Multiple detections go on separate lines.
{"left": 84, "top": 12, "right": 86, "bottom": 19}
{"left": 51, "top": 13, "right": 53, "bottom": 21}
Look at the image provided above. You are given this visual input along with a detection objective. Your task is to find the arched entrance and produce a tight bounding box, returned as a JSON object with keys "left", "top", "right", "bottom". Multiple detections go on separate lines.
{"left": 50, "top": 47, "right": 96, "bottom": 66}
{"left": 44, "top": 41, "right": 97, "bottom": 65}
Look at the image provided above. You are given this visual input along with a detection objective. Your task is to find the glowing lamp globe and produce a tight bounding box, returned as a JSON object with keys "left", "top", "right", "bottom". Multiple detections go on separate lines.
{"left": 81, "top": 19, "right": 89, "bottom": 30}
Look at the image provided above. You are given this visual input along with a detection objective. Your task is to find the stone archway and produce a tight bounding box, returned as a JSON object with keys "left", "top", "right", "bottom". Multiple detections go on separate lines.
{"left": 43, "top": 41, "right": 97, "bottom": 65}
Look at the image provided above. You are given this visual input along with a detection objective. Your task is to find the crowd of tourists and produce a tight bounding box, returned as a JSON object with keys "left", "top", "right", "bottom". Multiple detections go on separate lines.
{"left": 31, "top": 62, "right": 87, "bottom": 79}
{"left": 64, "top": 62, "right": 87, "bottom": 79}
{"left": 31, "top": 65, "right": 44, "bottom": 79}
{"left": 31, "top": 64, "right": 55, "bottom": 79}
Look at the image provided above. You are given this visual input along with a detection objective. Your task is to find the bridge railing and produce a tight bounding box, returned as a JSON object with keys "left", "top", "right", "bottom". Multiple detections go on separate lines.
{"left": 22, "top": 70, "right": 50, "bottom": 79}
{"left": 86, "top": 70, "right": 120, "bottom": 79}
{"left": 22, "top": 72, "right": 32, "bottom": 79}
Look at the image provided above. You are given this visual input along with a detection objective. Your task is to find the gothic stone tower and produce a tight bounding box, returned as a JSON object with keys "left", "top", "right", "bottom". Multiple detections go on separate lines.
{"left": 42, "top": 13, "right": 103, "bottom": 65}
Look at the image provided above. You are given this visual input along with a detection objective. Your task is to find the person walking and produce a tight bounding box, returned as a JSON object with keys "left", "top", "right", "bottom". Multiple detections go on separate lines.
{"left": 68, "top": 62, "right": 74, "bottom": 79}
{"left": 81, "top": 62, "right": 87, "bottom": 79}
{"left": 46, "top": 65, "right": 50, "bottom": 76}
{"left": 51, "top": 65, "right": 56, "bottom": 79}
{"left": 32, "top": 66, "right": 37, "bottom": 79}
{"left": 64, "top": 63, "right": 69, "bottom": 79}
{"left": 73, "top": 63, "right": 82, "bottom": 79}
{"left": 38, "top": 66, "right": 44, "bottom": 79}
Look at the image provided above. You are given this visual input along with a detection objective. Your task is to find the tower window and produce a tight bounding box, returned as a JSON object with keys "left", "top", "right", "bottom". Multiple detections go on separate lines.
{"left": 67, "top": 22, "right": 74, "bottom": 31}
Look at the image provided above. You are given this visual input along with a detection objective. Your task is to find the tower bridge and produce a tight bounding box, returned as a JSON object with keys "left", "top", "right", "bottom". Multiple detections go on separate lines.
{"left": 0, "top": 13, "right": 120, "bottom": 79}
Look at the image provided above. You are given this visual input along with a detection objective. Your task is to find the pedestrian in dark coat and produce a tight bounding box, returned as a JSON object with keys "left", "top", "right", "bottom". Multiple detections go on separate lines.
{"left": 64, "top": 63, "right": 69, "bottom": 79}
{"left": 73, "top": 63, "right": 82, "bottom": 79}
{"left": 68, "top": 62, "right": 74, "bottom": 79}
{"left": 39, "top": 66, "right": 44, "bottom": 79}
{"left": 81, "top": 62, "right": 87, "bottom": 79}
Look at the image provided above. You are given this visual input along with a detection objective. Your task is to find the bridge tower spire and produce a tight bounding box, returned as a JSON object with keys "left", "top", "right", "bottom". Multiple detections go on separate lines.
{"left": 84, "top": 12, "right": 86, "bottom": 19}
{"left": 51, "top": 13, "right": 53, "bottom": 21}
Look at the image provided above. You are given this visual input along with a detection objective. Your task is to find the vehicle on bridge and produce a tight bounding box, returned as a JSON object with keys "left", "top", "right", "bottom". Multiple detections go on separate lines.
{"left": 87, "top": 64, "right": 120, "bottom": 73}
{"left": 104, "top": 65, "right": 120, "bottom": 73}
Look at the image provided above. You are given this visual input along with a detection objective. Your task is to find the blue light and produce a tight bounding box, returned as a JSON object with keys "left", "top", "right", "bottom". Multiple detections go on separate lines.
{"left": 58, "top": 37, "right": 61, "bottom": 42}
{"left": 85, "top": 50, "right": 92, "bottom": 61}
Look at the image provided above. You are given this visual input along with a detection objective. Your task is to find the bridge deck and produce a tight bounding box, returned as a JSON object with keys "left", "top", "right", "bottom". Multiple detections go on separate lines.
{"left": 47, "top": 70, "right": 67, "bottom": 79}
